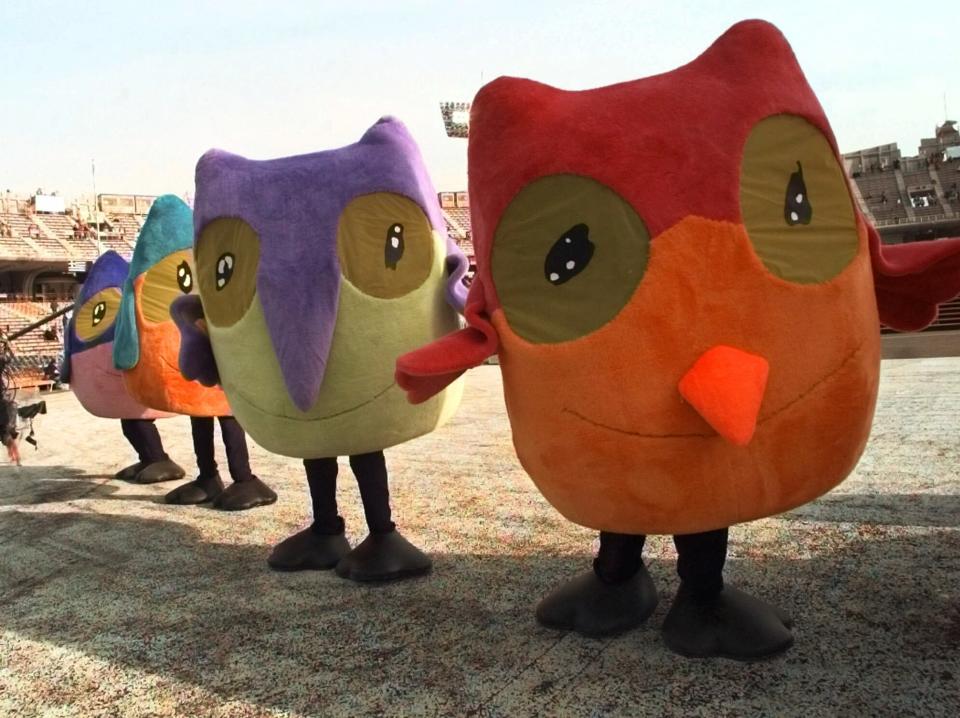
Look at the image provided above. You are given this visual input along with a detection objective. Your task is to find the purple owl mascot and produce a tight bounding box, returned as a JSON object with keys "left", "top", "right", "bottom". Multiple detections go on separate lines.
{"left": 174, "top": 117, "right": 466, "bottom": 581}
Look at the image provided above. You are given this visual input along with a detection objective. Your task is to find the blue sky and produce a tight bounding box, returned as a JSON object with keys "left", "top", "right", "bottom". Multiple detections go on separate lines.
{"left": 1, "top": 0, "right": 955, "bottom": 199}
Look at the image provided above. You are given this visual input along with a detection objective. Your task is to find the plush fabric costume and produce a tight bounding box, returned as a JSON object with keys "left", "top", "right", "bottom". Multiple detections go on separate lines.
{"left": 175, "top": 117, "right": 466, "bottom": 581}
{"left": 114, "top": 195, "right": 276, "bottom": 510}
{"left": 397, "top": 20, "right": 960, "bottom": 658}
{"left": 61, "top": 251, "right": 185, "bottom": 484}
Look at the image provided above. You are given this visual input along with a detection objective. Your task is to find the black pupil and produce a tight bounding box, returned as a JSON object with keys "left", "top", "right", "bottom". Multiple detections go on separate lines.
{"left": 385, "top": 223, "right": 404, "bottom": 270}
{"left": 784, "top": 161, "right": 812, "bottom": 226}
{"left": 216, "top": 253, "right": 235, "bottom": 291}
{"left": 92, "top": 302, "right": 106, "bottom": 326}
{"left": 176, "top": 261, "right": 193, "bottom": 293}
{"left": 545, "top": 223, "right": 594, "bottom": 285}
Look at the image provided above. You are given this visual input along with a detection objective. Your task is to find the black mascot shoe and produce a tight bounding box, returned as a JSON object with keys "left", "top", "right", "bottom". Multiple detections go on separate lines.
{"left": 134, "top": 459, "right": 186, "bottom": 484}
{"left": 114, "top": 462, "right": 144, "bottom": 482}
{"left": 536, "top": 566, "right": 659, "bottom": 638}
{"left": 267, "top": 528, "right": 351, "bottom": 571}
{"left": 662, "top": 584, "right": 793, "bottom": 661}
{"left": 165, "top": 473, "right": 224, "bottom": 505}
{"left": 212, "top": 476, "right": 277, "bottom": 511}
{"left": 335, "top": 530, "right": 432, "bottom": 582}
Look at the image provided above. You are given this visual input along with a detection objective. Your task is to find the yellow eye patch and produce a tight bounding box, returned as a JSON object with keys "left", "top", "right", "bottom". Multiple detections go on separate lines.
{"left": 337, "top": 192, "right": 434, "bottom": 299}
{"left": 140, "top": 249, "right": 195, "bottom": 324}
{"left": 196, "top": 217, "right": 261, "bottom": 328}
{"left": 740, "top": 114, "right": 859, "bottom": 284}
{"left": 492, "top": 174, "right": 650, "bottom": 344}
{"left": 75, "top": 287, "right": 122, "bottom": 343}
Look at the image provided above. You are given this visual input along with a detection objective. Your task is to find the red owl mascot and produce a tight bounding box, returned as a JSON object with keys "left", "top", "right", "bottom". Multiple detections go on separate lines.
{"left": 398, "top": 20, "right": 960, "bottom": 659}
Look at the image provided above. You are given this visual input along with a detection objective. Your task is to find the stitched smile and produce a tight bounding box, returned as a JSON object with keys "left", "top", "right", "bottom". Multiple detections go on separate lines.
{"left": 562, "top": 341, "right": 866, "bottom": 439}
{"left": 231, "top": 382, "right": 396, "bottom": 422}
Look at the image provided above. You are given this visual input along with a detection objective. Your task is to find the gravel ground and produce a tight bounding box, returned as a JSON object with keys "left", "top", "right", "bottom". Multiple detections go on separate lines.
{"left": 0, "top": 360, "right": 958, "bottom": 717}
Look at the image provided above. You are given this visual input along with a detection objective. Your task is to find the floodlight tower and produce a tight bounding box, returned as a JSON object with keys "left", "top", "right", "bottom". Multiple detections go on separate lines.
{"left": 91, "top": 159, "right": 101, "bottom": 256}
{"left": 437, "top": 101, "right": 475, "bottom": 282}
{"left": 439, "top": 101, "right": 471, "bottom": 138}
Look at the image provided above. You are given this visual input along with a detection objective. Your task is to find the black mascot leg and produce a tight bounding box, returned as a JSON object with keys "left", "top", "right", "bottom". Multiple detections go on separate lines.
{"left": 119, "top": 419, "right": 185, "bottom": 484}
{"left": 267, "top": 457, "right": 349, "bottom": 571}
{"left": 211, "top": 416, "right": 277, "bottom": 511}
{"left": 662, "top": 528, "right": 793, "bottom": 660}
{"left": 192, "top": 416, "right": 218, "bottom": 476}
{"left": 334, "top": 451, "right": 432, "bottom": 582}
{"left": 536, "top": 531, "right": 658, "bottom": 637}
{"left": 351, "top": 450, "right": 395, "bottom": 534}
{"left": 116, "top": 420, "right": 147, "bottom": 481}
{"left": 165, "top": 417, "right": 224, "bottom": 504}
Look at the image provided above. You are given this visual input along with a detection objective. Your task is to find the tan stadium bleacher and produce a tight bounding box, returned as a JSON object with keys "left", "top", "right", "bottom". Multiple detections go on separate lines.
{"left": 936, "top": 161, "right": 960, "bottom": 209}
{"left": 26, "top": 223, "right": 71, "bottom": 257}
{"left": 100, "top": 231, "right": 135, "bottom": 254}
{"left": 929, "top": 295, "right": 960, "bottom": 330}
{"left": 441, "top": 214, "right": 457, "bottom": 237}
{"left": 457, "top": 238, "right": 474, "bottom": 257}
{"left": 36, "top": 211, "right": 99, "bottom": 259}
{"left": 0, "top": 300, "right": 64, "bottom": 389}
{"left": 444, "top": 207, "right": 471, "bottom": 233}
{"left": 901, "top": 168, "right": 933, "bottom": 188}
{"left": 0, "top": 212, "right": 41, "bottom": 259}
{"left": 941, "top": 161, "right": 960, "bottom": 191}
{"left": 851, "top": 171, "right": 909, "bottom": 223}
{"left": 113, "top": 214, "right": 142, "bottom": 246}
{"left": 0, "top": 209, "right": 134, "bottom": 261}
{"left": 38, "top": 212, "right": 77, "bottom": 239}
{"left": 0, "top": 233, "right": 37, "bottom": 259}
{"left": 1, "top": 210, "right": 73, "bottom": 260}
{"left": 440, "top": 203, "right": 474, "bottom": 264}
{"left": 912, "top": 202, "right": 945, "bottom": 217}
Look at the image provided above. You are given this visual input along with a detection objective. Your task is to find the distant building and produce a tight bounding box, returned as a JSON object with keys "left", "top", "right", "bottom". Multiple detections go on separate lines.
{"left": 844, "top": 120, "right": 960, "bottom": 245}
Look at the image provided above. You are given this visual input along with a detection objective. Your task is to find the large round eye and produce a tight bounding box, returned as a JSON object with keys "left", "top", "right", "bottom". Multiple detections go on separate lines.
{"left": 740, "top": 115, "right": 859, "bottom": 283}
{"left": 491, "top": 174, "right": 650, "bottom": 344}
{"left": 176, "top": 262, "right": 193, "bottom": 293}
{"left": 196, "top": 218, "right": 260, "bottom": 328}
{"left": 336, "top": 193, "right": 434, "bottom": 299}
{"left": 216, "top": 254, "right": 235, "bottom": 289}
{"left": 75, "top": 288, "right": 122, "bottom": 343}
{"left": 92, "top": 302, "right": 107, "bottom": 326}
{"left": 140, "top": 250, "right": 196, "bottom": 324}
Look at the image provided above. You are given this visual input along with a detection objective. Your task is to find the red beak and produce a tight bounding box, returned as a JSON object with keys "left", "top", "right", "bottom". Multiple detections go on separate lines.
{"left": 678, "top": 345, "right": 769, "bottom": 446}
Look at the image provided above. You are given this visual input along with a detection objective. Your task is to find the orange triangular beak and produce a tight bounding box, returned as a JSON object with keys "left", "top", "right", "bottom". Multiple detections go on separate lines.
{"left": 678, "top": 345, "right": 769, "bottom": 446}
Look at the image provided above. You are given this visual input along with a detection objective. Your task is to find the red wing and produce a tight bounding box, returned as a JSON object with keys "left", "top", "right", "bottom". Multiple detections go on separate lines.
{"left": 870, "top": 226, "right": 960, "bottom": 331}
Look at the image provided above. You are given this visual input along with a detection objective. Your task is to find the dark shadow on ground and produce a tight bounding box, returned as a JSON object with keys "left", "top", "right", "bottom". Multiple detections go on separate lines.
{"left": 0, "top": 467, "right": 159, "bottom": 506}
{"left": 785, "top": 492, "right": 960, "bottom": 528}
{"left": 1, "top": 510, "right": 958, "bottom": 716}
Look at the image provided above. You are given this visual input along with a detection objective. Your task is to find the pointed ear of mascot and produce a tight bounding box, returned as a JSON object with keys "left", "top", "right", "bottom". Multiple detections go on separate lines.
{"left": 112, "top": 193, "right": 231, "bottom": 417}
{"left": 395, "top": 18, "right": 960, "bottom": 537}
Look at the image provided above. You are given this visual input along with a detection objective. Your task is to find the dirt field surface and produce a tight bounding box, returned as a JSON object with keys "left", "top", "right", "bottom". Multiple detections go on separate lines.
{"left": 1, "top": 361, "right": 958, "bottom": 717}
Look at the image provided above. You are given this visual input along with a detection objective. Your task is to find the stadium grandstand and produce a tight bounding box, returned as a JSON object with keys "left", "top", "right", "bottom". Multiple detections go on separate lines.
{"left": 844, "top": 120, "right": 960, "bottom": 347}
{"left": 844, "top": 120, "right": 960, "bottom": 242}
{"left": 0, "top": 190, "right": 156, "bottom": 389}
{"left": 438, "top": 190, "right": 474, "bottom": 275}
{"left": 2, "top": 117, "right": 959, "bottom": 388}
